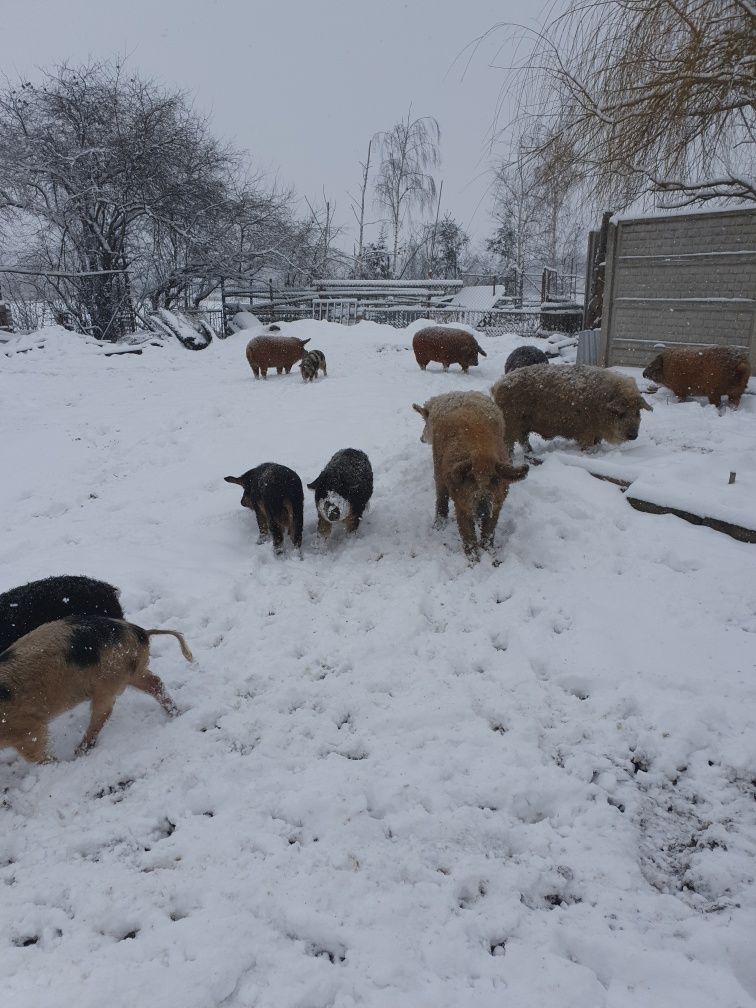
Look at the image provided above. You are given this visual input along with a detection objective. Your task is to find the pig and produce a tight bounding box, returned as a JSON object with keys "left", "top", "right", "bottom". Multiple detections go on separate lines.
{"left": 224, "top": 463, "right": 304, "bottom": 554}
{"left": 504, "top": 345, "right": 549, "bottom": 373}
{"left": 491, "top": 363, "right": 653, "bottom": 455}
{"left": 245, "top": 332, "right": 311, "bottom": 378}
{"left": 412, "top": 391, "right": 500, "bottom": 445}
{"left": 0, "top": 616, "right": 192, "bottom": 764}
{"left": 413, "top": 395, "right": 528, "bottom": 560}
{"left": 412, "top": 326, "right": 487, "bottom": 373}
{"left": 0, "top": 575, "right": 123, "bottom": 655}
{"left": 307, "top": 449, "right": 374, "bottom": 540}
{"left": 300, "top": 349, "right": 327, "bottom": 382}
{"left": 642, "top": 346, "right": 751, "bottom": 407}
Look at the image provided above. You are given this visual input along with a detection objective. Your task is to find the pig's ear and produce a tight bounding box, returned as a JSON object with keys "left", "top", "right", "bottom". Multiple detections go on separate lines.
{"left": 412, "top": 403, "right": 429, "bottom": 419}
{"left": 451, "top": 460, "right": 474, "bottom": 485}
{"left": 224, "top": 475, "right": 242, "bottom": 485}
{"left": 306, "top": 479, "right": 318, "bottom": 490}
{"left": 496, "top": 461, "right": 528, "bottom": 483}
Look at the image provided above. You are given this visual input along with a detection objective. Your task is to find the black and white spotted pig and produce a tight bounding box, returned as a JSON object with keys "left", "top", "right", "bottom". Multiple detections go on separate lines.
{"left": 300, "top": 350, "right": 327, "bottom": 382}
{"left": 307, "top": 449, "right": 374, "bottom": 539}
{"left": 0, "top": 616, "right": 192, "bottom": 764}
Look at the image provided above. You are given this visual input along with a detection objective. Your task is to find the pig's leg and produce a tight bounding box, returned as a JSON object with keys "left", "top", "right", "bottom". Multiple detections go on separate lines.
{"left": 270, "top": 520, "right": 285, "bottom": 554}
{"left": 434, "top": 482, "right": 449, "bottom": 528}
{"left": 253, "top": 504, "right": 270, "bottom": 544}
{"left": 15, "top": 725, "right": 53, "bottom": 764}
{"left": 480, "top": 497, "right": 505, "bottom": 552}
{"left": 455, "top": 507, "right": 479, "bottom": 559}
{"left": 75, "top": 695, "right": 116, "bottom": 755}
{"left": 131, "top": 672, "right": 178, "bottom": 717}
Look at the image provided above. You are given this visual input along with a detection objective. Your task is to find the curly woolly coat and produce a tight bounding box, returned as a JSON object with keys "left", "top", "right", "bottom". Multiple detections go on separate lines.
{"left": 245, "top": 335, "right": 311, "bottom": 378}
{"left": 413, "top": 394, "right": 528, "bottom": 559}
{"left": 643, "top": 346, "right": 751, "bottom": 407}
{"left": 412, "top": 391, "right": 501, "bottom": 444}
{"left": 491, "top": 364, "right": 652, "bottom": 454}
{"left": 412, "top": 326, "right": 487, "bottom": 373}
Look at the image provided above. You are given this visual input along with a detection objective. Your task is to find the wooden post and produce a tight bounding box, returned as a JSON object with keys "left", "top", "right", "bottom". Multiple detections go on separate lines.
{"left": 219, "top": 276, "right": 227, "bottom": 336}
{"left": 428, "top": 180, "right": 443, "bottom": 279}
{"left": 585, "top": 211, "right": 612, "bottom": 333}
{"left": 600, "top": 216, "right": 618, "bottom": 367}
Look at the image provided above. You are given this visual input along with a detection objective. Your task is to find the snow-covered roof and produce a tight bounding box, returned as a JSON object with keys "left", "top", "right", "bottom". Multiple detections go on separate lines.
{"left": 611, "top": 202, "right": 755, "bottom": 225}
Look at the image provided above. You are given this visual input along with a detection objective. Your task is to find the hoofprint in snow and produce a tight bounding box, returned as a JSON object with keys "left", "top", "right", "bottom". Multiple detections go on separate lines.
{"left": 1, "top": 320, "right": 755, "bottom": 1008}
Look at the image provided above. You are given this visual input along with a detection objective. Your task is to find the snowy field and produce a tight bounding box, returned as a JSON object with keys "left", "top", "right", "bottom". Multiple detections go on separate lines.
{"left": 2, "top": 319, "right": 756, "bottom": 1008}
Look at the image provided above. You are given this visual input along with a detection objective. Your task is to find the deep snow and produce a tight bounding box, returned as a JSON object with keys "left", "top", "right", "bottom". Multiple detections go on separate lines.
{"left": 1, "top": 319, "right": 756, "bottom": 1008}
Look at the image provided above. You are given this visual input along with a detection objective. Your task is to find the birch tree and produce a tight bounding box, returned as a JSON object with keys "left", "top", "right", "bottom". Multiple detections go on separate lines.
{"left": 375, "top": 112, "right": 440, "bottom": 275}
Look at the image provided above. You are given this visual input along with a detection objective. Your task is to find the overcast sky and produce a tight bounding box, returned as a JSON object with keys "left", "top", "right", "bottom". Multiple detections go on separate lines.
{"left": 4, "top": 0, "right": 545, "bottom": 249}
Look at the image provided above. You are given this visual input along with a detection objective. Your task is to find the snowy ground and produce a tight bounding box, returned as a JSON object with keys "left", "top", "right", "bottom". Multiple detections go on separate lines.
{"left": 2, "top": 319, "right": 756, "bottom": 1008}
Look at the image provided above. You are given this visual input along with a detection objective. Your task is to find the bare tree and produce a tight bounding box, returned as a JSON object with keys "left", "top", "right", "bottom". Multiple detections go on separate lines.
{"left": 0, "top": 60, "right": 300, "bottom": 338}
{"left": 488, "top": 144, "right": 543, "bottom": 303}
{"left": 375, "top": 111, "right": 441, "bottom": 275}
{"left": 138, "top": 175, "right": 301, "bottom": 312}
{"left": 349, "top": 137, "right": 381, "bottom": 279}
{"left": 302, "top": 191, "right": 349, "bottom": 280}
{"left": 406, "top": 212, "right": 470, "bottom": 280}
{"left": 504, "top": 0, "right": 755, "bottom": 208}
{"left": 359, "top": 226, "right": 392, "bottom": 280}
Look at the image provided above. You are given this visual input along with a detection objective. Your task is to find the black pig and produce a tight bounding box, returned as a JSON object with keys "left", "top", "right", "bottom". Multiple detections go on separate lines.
{"left": 0, "top": 575, "right": 124, "bottom": 655}
{"left": 504, "top": 345, "right": 549, "bottom": 373}
{"left": 225, "top": 463, "right": 304, "bottom": 554}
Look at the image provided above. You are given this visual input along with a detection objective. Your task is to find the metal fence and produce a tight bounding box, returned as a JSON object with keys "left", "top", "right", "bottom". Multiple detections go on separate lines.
{"left": 5, "top": 297, "right": 549, "bottom": 342}
{"left": 358, "top": 305, "right": 543, "bottom": 335}
{"left": 214, "top": 301, "right": 544, "bottom": 336}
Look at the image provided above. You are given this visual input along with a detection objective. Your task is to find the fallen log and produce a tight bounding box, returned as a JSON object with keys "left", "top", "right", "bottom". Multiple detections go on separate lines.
{"left": 579, "top": 468, "right": 756, "bottom": 545}
{"left": 623, "top": 495, "right": 756, "bottom": 545}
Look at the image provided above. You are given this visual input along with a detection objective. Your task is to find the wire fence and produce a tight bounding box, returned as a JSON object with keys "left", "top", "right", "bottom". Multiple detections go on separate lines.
{"left": 3, "top": 294, "right": 581, "bottom": 343}
{"left": 217, "top": 302, "right": 550, "bottom": 336}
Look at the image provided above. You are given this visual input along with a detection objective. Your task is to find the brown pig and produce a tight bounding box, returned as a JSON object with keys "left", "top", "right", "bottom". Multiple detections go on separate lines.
{"left": 413, "top": 394, "right": 528, "bottom": 560}
{"left": 643, "top": 346, "right": 751, "bottom": 407}
{"left": 412, "top": 326, "right": 487, "bottom": 373}
{"left": 245, "top": 330, "right": 311, "bottom": 378}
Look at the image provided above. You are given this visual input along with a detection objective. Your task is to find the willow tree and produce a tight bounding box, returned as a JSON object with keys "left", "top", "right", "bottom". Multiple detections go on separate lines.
{"left": 508, "top": 0, "right": 755, "bottom": 208}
